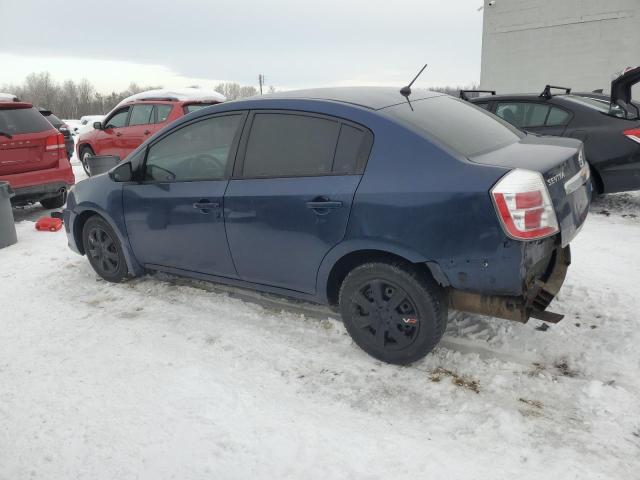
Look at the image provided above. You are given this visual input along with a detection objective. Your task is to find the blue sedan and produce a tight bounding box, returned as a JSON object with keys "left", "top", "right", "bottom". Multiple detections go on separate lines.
{"left": 64, "top": 87, "right": 591, "bottom": 364}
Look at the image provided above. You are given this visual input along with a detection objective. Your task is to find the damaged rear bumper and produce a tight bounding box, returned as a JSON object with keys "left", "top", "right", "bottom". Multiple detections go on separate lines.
{"left": 449, "top": 246, "right": 571, "bottom": 323}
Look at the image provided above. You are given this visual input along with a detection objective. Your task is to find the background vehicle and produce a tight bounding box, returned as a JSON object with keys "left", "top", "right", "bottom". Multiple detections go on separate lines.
{"left": 463, "top": 67, "right": 640, "bottom": 194}
{"left": 0, "top": 99, "right": 74, "bottom": 208}
{"left": 38, "top": 108, "right": 74, "bottom": 159}
{"left": 76, "top": 88, "right": 226, "bottom": 175}
{"left": 64, "top": 87, "right": 590, "bottom": 364}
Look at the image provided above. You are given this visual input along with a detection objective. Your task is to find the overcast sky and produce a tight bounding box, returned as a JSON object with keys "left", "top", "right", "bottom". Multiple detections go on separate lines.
{"left": 0, "top": 0, "right": 484, "bottom": 93}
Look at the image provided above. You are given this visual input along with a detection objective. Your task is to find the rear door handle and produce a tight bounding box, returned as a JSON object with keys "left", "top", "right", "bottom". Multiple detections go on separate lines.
{"left": 144, "top": 130, "right": 151, "bottom": 135}
{"left": 115, "top": 132, "right": 122, "bottom": 137}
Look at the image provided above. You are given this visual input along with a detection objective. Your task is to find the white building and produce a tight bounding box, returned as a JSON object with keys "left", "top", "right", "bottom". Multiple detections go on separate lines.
{"left": 480, "top": 0, "right": 640, "bottom": 94}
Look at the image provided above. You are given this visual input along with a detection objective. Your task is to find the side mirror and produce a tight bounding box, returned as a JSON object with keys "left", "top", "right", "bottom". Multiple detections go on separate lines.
{"left": 93, "top": 121, "right": 103, "bottom": 130}
{"left": 109, "top": 162, "right": 133, "bottom": 182}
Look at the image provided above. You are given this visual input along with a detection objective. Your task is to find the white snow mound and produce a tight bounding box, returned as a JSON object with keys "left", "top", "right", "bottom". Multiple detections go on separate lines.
{"left": 0, "top": 92, "right": 19, "bottom": 101}
{"left": 115, "top": 88, "right": 226, "bottom": 108}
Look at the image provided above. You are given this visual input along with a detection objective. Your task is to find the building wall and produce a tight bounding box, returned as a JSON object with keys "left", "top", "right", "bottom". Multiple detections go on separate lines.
{"left": 480, "top": 0, "right": 640, "bottom": 94}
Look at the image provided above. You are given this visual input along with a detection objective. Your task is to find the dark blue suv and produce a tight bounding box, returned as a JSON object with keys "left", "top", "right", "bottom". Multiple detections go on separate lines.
{"left": 64, "top": 87, "right": 591, "bottom": 364}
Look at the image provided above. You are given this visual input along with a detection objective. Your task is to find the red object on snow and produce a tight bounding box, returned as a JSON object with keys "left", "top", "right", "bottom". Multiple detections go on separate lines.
{"left": 35, "top": 216, "right": 63, "bottom": 232}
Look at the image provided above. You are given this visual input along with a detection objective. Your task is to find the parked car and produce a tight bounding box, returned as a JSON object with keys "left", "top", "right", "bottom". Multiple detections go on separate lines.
{"left": 76, "top": 89, "right": 226, "bottom": 175}
{"left": 462, "top": 66, "right": 640, "bottom": 194}
{"left": 0, "top": 99, "right": 74, "bottom": 208}
{"left": 38, "top": 108, "right": 74, "bottom": 159}
{"left": 64, "top": 87, "right": 591, "bottom": 364}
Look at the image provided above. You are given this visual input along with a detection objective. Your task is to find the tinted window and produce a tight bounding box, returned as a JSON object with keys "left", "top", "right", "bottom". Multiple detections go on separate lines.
{"left": 496, "top": 102, "right": 550, "bottom": 128}
{"left": 563, "top": 95, "right": 640, "bottom": 120}
{"left": 332, "top": 124, "right": 372, "bottom": 174}
{"left": 243, "top": 114, "right": 340, "bottom": 177}
{"left": 129, "top": 104, "right": 154, "bottom": 126}
{"left": 145, "top": 114, "right": 242, "bottom": 182}
{"left": 0, "top": 107, "right": 54, "bottom": 135}
{"left": 184, "top": 104, "right": 216, "bottom": 114}
{"left": 546, "top": 107, "right": 571, "bottom": 126}
{"left": 475, "top": 102, "right": 490, "bottom": 110}
{"left": 155, "top": 105, "right": 173, "bottom": 123}
{"left": 43, "top": 113, "right": 63, "bottom": 129}
{"left": 105, "top": 108, "right": 129, "bottom": 128}
{"left": 385, "top": 96, "right": 522, "bottom": 157}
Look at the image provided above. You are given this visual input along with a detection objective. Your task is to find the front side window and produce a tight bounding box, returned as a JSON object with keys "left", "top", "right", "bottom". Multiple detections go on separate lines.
{"left": 144, "top": 114, "right": 243, "bottom": 182}
{"left": 184, "top": 104, "right": 216, "bottom": 114}
{"left": 105, "top": 108, "right": 129, "bottom": 129}
{"left": 243, "top": 113, "right": 340, "bottom": 177}
{"left": 129, "top": 104, "right": 154, "bottom": 126}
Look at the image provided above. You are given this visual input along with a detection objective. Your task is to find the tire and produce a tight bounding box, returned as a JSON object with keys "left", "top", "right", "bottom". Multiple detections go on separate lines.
{"left": 81, "top": 215, "right": 129, "bottom": 283}
{"left": 339, "top": 262, "right": 447, "bottom": 365}
{"left": 40, "top": 191, "right": 66, "bottom": 209}
{"left": 79, "top": 145, "right": 94, "bottom": 176}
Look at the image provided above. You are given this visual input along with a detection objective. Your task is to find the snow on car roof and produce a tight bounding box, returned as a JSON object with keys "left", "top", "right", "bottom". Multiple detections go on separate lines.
{"left": 115, "top": 88, "right": 226, "bottom": 109}
{"left": 0, "top": 93, "right": 19, "bottom": 102}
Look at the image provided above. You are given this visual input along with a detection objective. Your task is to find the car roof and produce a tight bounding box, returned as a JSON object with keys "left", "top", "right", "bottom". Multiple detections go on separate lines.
{"left": 253, "top": 87, "right": 444, "bottom": 110}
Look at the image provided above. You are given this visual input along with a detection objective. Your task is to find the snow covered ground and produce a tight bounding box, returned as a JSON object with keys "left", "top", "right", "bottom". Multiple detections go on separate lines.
{"left": 1, "top": 165, "right": 639, "bottom": 478}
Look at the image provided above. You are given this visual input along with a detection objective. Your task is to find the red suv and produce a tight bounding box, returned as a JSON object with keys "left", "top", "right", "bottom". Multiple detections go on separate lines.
{"left": 0, "top": 98, "right": 75, "bottom": 208}
{"left": 76, "top": 90, "right": 226, "bottom": 174}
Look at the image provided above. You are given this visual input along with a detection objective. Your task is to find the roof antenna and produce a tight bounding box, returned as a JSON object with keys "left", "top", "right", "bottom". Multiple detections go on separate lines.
{"left": 400, "top": 64, "right": 428, "bottom": 97}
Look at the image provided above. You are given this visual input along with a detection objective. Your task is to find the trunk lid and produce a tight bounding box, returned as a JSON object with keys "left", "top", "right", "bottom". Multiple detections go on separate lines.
{"left": 471, "top": 135, "right": 590, "bottom": 246}
{"left": 0, "top": 104, "right": 60, "bottom": 176}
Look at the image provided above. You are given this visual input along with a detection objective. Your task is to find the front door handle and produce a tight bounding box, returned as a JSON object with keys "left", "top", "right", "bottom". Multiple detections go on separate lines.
{"left": 306, "top": 198, "right": 343, "bottom": 214}
{"left": 144, "top": 130, "right": 151, "bottom": 135}
{"left": 193, "top": 201, "right": 220, "bottom": 212}
{"left": 115, "top": 132, "right": 122, "bottom": 137}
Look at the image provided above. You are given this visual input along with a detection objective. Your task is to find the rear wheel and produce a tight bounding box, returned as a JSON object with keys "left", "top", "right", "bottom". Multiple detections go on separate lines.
{"left": 82, "top": 216, "right": 129, "bottom": 283}
{"left": 79, "top": 146, "right": 94, "bottom": 176}
{"left": 339, "top": 262, "right": 447, "bottom": 365}
{"left": 40, "top": 191, "right": 66, "bottom": 209}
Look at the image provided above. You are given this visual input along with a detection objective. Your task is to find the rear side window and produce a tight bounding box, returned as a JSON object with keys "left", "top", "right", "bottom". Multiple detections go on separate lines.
{"left": 546, "top": 107, "right": 571, "bottom": 126}
{"left": 155, "top": 105, "right": 173, "bottom": 123}
{"left": 385, "top": 96, "right": 522, "bottom": 157}
{"left": 129, "top": 104, "right": 154, "bottom": 126}
{"left": 496, "top": 102, "right": 549, "bottom": 128}
{"left": 0, "top": 107, "right": 54, "bottom": 135}
{"left": 243, "top": 113, "right": 340, "bottom": 177}
{"left": 332, "top": 124, "right": 372, "bottom": 174}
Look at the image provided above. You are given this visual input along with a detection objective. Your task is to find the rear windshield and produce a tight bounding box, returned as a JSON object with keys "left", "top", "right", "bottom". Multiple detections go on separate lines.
{"left": 0, "top": 107, "right": 54, "bottom": 135}
{"left": 563, "top": 95, "right": 639, "bottom": 120}
{"left": 184, "top": 103, "right": 216, "bottom": 114}
{"left": 384, "top": 95, "right": 523, "bottom": 157}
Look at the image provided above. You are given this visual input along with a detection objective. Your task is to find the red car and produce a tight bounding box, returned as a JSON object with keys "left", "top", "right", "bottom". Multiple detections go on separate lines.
{"left": 76, "top": 89, "right": 226, "bottom": 174}
{"left": 0, "top": 97, "right": 74, "bottom": 208}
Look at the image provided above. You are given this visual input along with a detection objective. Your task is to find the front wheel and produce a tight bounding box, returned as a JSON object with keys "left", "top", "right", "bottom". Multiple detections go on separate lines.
{"left": 79, "top": 146, "right": 94, "bottom": 176}
{"left": 339, "top": 262, "right": 447, "bottom": 365}
{"left": 82, "top": 216, "right": 129, "bottom": 283}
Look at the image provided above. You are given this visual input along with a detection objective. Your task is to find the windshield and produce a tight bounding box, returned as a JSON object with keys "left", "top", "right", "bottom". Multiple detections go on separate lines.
{"left": 384, "top": 95, "right": 523, "bottom": 157}
{"left": 563, "top": 95, "right": 640, "bottom": 120}
{"left": 0, "top": 107, "right": 54, "bottom": 135}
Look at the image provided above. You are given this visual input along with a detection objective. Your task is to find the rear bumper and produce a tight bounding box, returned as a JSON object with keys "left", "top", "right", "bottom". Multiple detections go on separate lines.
{"left": 449, "top": 245, "right": 571, "bottom": 323}
{"left": 0, "top": 160, "right": 74, "bottom": 191}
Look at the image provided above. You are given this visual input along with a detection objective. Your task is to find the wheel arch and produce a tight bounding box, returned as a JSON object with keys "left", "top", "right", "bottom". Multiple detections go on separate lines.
{"left": 318, "top": 242, "right": 448, "bottom": 306}
{"left": 72, "top": 206, "right": 144, "bottom": 276}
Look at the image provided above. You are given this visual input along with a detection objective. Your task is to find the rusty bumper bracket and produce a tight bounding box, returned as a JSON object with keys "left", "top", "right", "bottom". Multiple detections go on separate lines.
{"left": 449, "top": 246, "right": 571, "bottom": 324}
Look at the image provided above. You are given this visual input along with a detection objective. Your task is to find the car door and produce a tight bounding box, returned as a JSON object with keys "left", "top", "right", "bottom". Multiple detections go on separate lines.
{"left": 95, "top": 107, "right": 130, "bottom": 157}
{"left": 224, "top": 111, "right": 372, "bottom": 293}
{"left": 118, "top": 103, "right": 154, "bottom": 159}
{"left": 122, "top": 112, "right": 247, "bottom": 277}
{"left": 495, "top": 101, "right": 571, "bottom": 136}
{"left": 145, "top": 103, "right": 175, "bottom": 137}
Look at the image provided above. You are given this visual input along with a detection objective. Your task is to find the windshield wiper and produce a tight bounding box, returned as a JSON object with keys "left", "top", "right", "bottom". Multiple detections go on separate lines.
{"left": 0, "top": 131, "right": 13, "bottom": 139}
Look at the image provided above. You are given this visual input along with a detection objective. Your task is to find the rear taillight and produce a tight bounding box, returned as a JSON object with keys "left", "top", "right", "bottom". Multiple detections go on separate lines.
{"left": 491, "top": 169, "right": 559, "bottom": 241}
{"left": 624, "top": 128, "right": 640, "bottom": 145}
{"left": 45, "top": 133, "right": 66, "bottom": 159}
